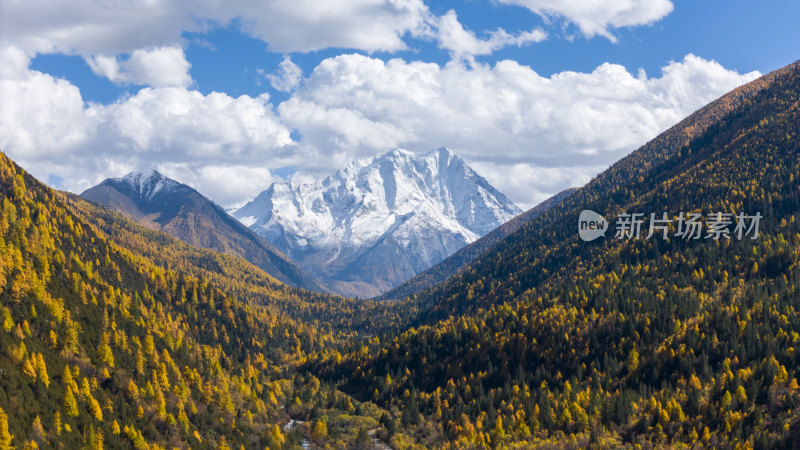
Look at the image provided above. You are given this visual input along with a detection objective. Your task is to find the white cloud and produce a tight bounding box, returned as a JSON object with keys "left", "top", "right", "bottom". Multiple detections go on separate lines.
{"left": 159, "top": 164, "right": 276, "bottom": 209}
{"left": 0, "top": 39, "right": 760, "bottom": 209}
{"left": 237, "top": 0, "right": 434, "bottom": 53}
{"left": 0, "top": 64, "right": 96, "bottom": 160}
{"left": 86, "top": 46, "right": 192, "bottom": 88}
{"left": 0, "top": 49, "right": 294, "bottom": 206}
{"left": 265, "top": 56, "right": 303, "bottom": 92}
{"left": 0, "top": 46, "right": 33, "bottom": 80}
{"left": 277, "top": 53, "right": 759, "bottom": 206}
{"left": 94, "top": 88, "right": 293, "bottom": 159}
{"left": 437, "top": 10, "right": 546, "bottom": 59}
{"left": 0, "top": 0, "right": 768, "bottom": 216}
{"left": 0, "top": 0, "right": 672, "bottom": 58}
{"left": 498, "top": 0, "right": 674, "bottom": 41}
{"left": 472, "top": 162, "right": 606, "bottom": 210}
{"left": 0, "top": 0, "right": 190, "bottom": 55}
{"left": 0, "top": 0, "right": 433, "bottom": 56}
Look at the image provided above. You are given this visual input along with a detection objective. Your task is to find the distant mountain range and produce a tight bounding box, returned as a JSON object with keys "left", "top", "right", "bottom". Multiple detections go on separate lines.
{"left": 234, "top": 147, "right": 522, "bottom": 297}
{"left": 81, "top": 170, "right": 326, "bottom": 292}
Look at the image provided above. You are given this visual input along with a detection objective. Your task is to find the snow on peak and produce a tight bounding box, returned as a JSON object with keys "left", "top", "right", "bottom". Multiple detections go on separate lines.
{"left": 117, "top": 169, "right": 179, "bottom": 199}
{"left": 233, "top": 148, "right": 522, "bottom": 293}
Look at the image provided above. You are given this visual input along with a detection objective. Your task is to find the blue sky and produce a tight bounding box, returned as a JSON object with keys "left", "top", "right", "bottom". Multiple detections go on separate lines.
{"left": 1, "top": 0, "right": 798, "bottom": 209}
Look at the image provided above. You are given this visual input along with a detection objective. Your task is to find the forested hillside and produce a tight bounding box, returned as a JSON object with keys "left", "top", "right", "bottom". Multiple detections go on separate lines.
{"left": 65, "top": 194, "right": 399, "bottom": 337}
{"left": 0, "top": 152, "right": 405, "bottom": 448}
{"left": 314, "top": 62, "right": 800, "bottom": 447}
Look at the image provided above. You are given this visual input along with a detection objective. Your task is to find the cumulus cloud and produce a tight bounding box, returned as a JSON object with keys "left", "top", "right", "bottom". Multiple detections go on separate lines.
{"left": 237, "top": 0, "right": 434, "bottom": 53}
{"left": 0, "top": 0, "right": 675, "bottom": 62}
{"left": 0, "top": 0, "right": 189, "bottom": 55}
{"left": 86, "top": 46, "right": 193, "bottom": 88}
{"left": 0, "top": 46, "right": 32, "bottom": 80}
{"left": 0, "top": 0, "right": 433, "bottom": 56}
{"left": 277, "top": 53, "right": 759, "bottom": 208}
{"left": 0, "top": 0, "right": 766, "bottom": 215}
{"left": 265, "top": 56, "right": 304, "bottom": 92}
{"left": 0, "top": 61, "right": 95, "bottom": 160}
{"left": 0, "top": 50, "right": 294, "bottom": 206}
{"left": 436, "top": 10, "right": 547, "bottom": 60}
{"left": 159, "top": 164, "right": 276, "bottom": 210}
{"left": 471, "top": 162, "right": 606, "bottom": 209}
{"left": 280, "top": 53, "right": 758, "bottom": 161}
{"left": 93, "top": 88, "right": 293, "bottom": 159}
{"left": 499, "top": 0, "right": 674, "bottom": 41}
{"left": 0, "top": 38, "right": 760, "bottom": 209}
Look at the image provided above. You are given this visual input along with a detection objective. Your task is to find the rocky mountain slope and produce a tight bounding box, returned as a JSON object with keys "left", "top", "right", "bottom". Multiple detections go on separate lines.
{"left": 81, "top": 170, "right": 326, "bottom": 292}
{"left": 235, "top": 147, "right": 521, "bottom": 297}
{"left": 379, "top": 187, "right": 577, "bottom": 300}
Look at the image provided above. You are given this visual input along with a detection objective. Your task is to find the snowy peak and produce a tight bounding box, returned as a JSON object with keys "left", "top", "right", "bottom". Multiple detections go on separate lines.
{"left": 116, "top": 169, "right": 182, "bottom": 200}
{"left": 87, "top": 169, "right": 197, "bottom": 222}
{"left": 234, "top": 148, "right": 522, "bottom": 297}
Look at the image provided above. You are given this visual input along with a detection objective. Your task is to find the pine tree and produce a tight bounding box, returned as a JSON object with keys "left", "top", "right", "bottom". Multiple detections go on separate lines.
{"left": 96, "top": 332, "right": 114, "bottom": 368}
{"left": 88, "top": 396, "right": 103, "bottom": 421}
{"left": 627, "top": 348, "right": 639, "bottom": 373}
{"left": 217, "top": 436, "right": 231, "bottom": 450}
{"left": 92, "top": 428, "right": 103, "bottom": 450}
{"left": 491, "top": 416, "right": 507, "bottom": 443}
{"left": 62, "top": 365, "right": 76, "bottom": 392}
{"left": 268, "top": 424, "right": 285, "bottom": 449}
{"left": 35, "top": 354, "right": 49, "bottom": 388}
{"left": 355, "top": 427, "right": 371, "bottom": 449}
{"left": 311, "top": 418, "right": 328, "bottom": 443}
{"left": 380, "top": 412, "right": 396, "bottom": 436}
{"left": 64, "top": 386, "right": 79, "bottom": 417}
{"left": 1, "top": 308, "right": 13, "bottom": 333}
{"left": 53, "top": 411, "right": 62, "bottom": 437}
{"left": 0, "top": 406, "right": 12, "bottom": 449}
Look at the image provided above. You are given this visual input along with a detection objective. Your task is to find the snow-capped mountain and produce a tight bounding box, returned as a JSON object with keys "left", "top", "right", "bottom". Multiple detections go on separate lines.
{"left": 81, "top": 170, "right": 327, "bottom": 293}
{"left": 234, "top": 148, "right": 522, "bottom": 297}
{"left": 119, "top": 169, "right": 180, "bottom": 199}
{"left": 81, "top": 170, "right": 196, "bottom": 226}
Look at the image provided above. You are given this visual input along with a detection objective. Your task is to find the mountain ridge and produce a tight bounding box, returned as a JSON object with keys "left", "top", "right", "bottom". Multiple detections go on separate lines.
{"left": 235, "top": 147, "right": 522, "bottom": 297}
{"left": 81, "top": 170, "right": 328, "bottom": 293}
{"left": 407, "top": 60, "right": 800, "bottom": 321}
{"left": 378, "top": 186, "right": 578, "bottom": 300}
